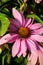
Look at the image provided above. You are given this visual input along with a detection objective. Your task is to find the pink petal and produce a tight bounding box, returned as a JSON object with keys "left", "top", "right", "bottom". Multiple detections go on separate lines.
{"left": 35, "top": 42, "right": 43, "bottom": 52}
{"left": 27, "top": 19, "right": 34, "bottom": 28}
{"left": 17, "top": 39, "right": 27, "bottom": 57}
{"left": 12, "top": 8, "right": 22, "bottom": 25}
{"left": 25, "top": 18, "right": 29, "bottom": 24}
{"left": 25, "top": 18, "right": 31, "bottom": 27}
{"left": 30, "top": 23, "right": 42, "bottom": 30}
{"left": 30, "top": 35, "right": 43, "bottom": 42}
{"left": 12, "top": 39, "right": 20, "bottom": 57}
{"left": 33, "top": 28, "right": 43, "bottom": 34}
{"left": 17, "top": 51, "right": 22, "bottom": 57}
{"left": 24, "top": 0, "right": 27, "bottom": 2}
{"left": 20, "top": 12, "right": 25, "bottom": 26}
{"left": 27, "top": 54, "right": 31, "bottom": 65}
{"left": 39, "top": 45, "right": 43, "bottom": 52}
{"left": 38, "top": 50, "right": 43, "bottom": 65}
{"left": 8, "top": 19, "right": 18, "bottom": 33}
{"left": 35, "top": 0, "right": 41, "bottom": 4}
{"left": 26, "top": 39, "right": 38, "bottom": 56}
{"left": 9, "top": 18, "right": 21, "bottom": 28}
{"left": 27, "top": 53, "right": 37, "bottom": 65}
{"left": 30, "top": 54, "right": 37, "bottom": 65}
{"left": 0, "top": 34, "right": 12, "bottom": 45}
{"left": 27, "top": 61, "right": 31, "bottom": 65}
{"left": 21, "top": 39, "right": 27, "bottom": 57}
{"left": 8, "top": 24, "right": 17, "bottom": 33}
{"left": 8, "top": 34, "right": 19, "bottom": 43}
{"left": 23, "top": 53, "right": 26, "bottom": 57}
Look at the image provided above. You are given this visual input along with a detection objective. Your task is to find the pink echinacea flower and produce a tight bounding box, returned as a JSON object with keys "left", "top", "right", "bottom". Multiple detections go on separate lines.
{"left": 35, "top": 0, "right": 42, "bottom": 4}
{"left": 0, "top": 8, "right": 43, "bottom": 60}
{"left": 24, "top": 0, "right": 27, "bottom": 2}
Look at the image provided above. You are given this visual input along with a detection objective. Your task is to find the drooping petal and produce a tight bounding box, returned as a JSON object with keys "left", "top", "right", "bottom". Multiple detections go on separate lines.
{"left": 30, "top": 35, "right": 43, "bottom": 42}
{"left": 27, "top": 54, "right": 31, "bottom": 65}
{"left": 30, "top": 54, "right": 37, "bottom": 65}
{"left": 8, "top": 34, "right": 19, "bottom": 43}
{"left": 27, "top": 53, "right": 37, "bottom": 65}
{"left": 30, "top": 23, "right": 42, "bottom": 30}
{"left": 0, "top": 34, "right": 13, "bottom": 45}
{"left": 38, "top": 50, "right": 43, "bottom": 65}
{"left": 8, "top": 24, "right": 17, "bottom": 33}
{"left": 8, "top": 19, "right": 18, "bottom": 33}
{"left": 17, "top": 39, "right": 27, "bottom": 57}
{"left": 21, "top": 39, "right": 27, "bottom": 57}
{"left": 9, "top": 18, "right": 21, "bottom": 28}
{"left": 31, "top": 54, "right": 37, "bottom": 65}
{"left": 27, "top": 61, "right": 31, "bottom": 65}
{"left": 12, "top": 8, "right": 22, "bottom": 25}
{"left": 26, "top": 39, "right": 38, "bottom": 56}
{"left": 25, "top": 18, "right": 31, "bottom": 27}
{"left": 33, "top": 28, "right": 43, "bottom": 34}
{"left": 12, "top": 39, "right": 20, "bottom": 57}
{"left": 17, "top": 51, "right": 22, "bottom": 57}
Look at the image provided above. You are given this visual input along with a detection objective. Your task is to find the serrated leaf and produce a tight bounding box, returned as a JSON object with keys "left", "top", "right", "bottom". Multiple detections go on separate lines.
{"left": 0, "top": 13, "right": 9, "bottom": 36}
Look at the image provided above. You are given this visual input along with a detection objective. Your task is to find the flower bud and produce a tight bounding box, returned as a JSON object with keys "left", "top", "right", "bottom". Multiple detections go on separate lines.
{"left": 35, "top": 0, "right": 42, "bottom": 4}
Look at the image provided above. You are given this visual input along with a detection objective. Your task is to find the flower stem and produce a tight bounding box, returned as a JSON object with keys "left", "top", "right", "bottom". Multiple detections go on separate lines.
{"left": 20, "top": 3, "right": 24, "bottom": 11}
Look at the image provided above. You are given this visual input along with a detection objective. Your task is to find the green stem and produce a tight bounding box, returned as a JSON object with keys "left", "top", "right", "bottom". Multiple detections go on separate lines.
{"left": 20, "top": 3, "right": 24, "bottom": 11}
{"left": 2, "top": 54, "right": 7, "bottom": 65}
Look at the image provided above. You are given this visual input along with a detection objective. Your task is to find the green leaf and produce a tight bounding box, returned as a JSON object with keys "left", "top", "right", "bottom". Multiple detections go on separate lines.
{"left": 21, "top": 58, "right": 27, "bottom": 65}
{"left": 0, "top": 8, "right": 12, "bottom": 17}
{"left": 14, "top": 56, "right": 27, "bottom": 65}
{"left": 2, "top": 54, "right": 7, "bottom": 65}
{"left": 14, "top": 56, "right": 24, "bottom": 63}
{"left": 27, "top": 14, "right": 43, "bottom": 25}
{"left": 0, "top": 13, "right": 9, "bottom": 36}
{"left": 1, "top": 0, "right": 9, "bottom": 3}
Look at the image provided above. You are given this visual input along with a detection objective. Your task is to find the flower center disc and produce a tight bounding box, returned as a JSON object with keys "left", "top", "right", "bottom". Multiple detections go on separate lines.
{"left": 18, "top": 27, "right": 29, "bottom": 38}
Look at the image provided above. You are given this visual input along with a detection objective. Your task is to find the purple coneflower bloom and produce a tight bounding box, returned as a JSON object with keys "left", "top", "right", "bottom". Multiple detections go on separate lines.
{"left": 24, "top": 0, "right": 27, "bottom": 2}
{"left": 35, "top": 0, "right": 42, "bottom": 4}
{"left": 0, "top": 8, "right": 43, "bottom": 58}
